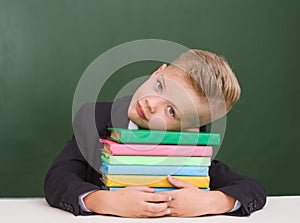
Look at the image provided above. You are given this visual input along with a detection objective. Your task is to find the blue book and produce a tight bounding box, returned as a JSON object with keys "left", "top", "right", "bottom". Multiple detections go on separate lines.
{"left": 100, "top": 161, "right": 209, "bottom": 176}
{"left": 101, "top": 185, "right": 210, "bottom": 192}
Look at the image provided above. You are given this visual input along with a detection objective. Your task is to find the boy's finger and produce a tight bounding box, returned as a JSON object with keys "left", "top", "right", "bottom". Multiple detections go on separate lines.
{"left": 144, "top": 201, "right": 169, "bottom": 213}
{"left": 167, "top": 175, "right": 192, "bottom": 188}
{"left": 146, "top": 208, "right": 171, "bottom": 217}
{"left": 127, "top": 185, "right": 155, "bottom": 193}
{"left": 156, "top": 191, "right": 171, "bottom": 196}
{"left": 145, "top": 193, "right": 172, "bottom": 202}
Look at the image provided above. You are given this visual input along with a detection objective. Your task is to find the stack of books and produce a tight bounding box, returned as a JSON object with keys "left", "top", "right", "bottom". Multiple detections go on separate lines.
{"left": 100, "top": 128, "right": 220, "bottom": 192}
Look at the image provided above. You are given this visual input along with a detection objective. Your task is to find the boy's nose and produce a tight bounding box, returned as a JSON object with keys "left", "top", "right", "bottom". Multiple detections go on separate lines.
{"left": 145, "top": 96, "right": 164, "bottom": 114}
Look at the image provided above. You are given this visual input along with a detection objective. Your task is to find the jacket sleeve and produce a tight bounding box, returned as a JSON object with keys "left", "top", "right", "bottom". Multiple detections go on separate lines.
{"left": 209, "top": 160, "right": 267, "bottom": 216}
{"left": 44, "top": 102, "right": 112, "bottom": 216}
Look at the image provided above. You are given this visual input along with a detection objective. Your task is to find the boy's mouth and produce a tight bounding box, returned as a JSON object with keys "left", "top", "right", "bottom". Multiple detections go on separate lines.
{"left": 136, "top": 101, "right": 146, "bottom": 120}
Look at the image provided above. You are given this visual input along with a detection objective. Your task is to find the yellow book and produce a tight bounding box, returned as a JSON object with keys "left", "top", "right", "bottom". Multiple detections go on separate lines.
{"left": 101, "top": 174, "right": 210, "bottom": 188}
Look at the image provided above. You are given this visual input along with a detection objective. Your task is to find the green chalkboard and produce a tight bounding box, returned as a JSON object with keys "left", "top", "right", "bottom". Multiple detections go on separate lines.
{"left": 0, "top": 0, "right": 299, "bottom": 197}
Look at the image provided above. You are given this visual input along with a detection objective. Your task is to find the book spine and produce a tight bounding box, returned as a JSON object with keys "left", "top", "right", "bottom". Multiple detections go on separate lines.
{"left": 101, "top": 140, "right": 213, "bottom": 156}
{"left": 114, "top": 135, "right": 220, "bottom": 145}
{"left": 101, "top": 152, "right": 211, "bottom": 166}
{"left": 102, "top": 186, "right": 210, "bottom": 192}
{"left": 101, "top": 162, "right": 209, "bottom": 176}
{"left": 112, "top": 130, "right": 220, "bottom": 145}
{"left": 102, "top": 174, "right": 210, "bottom": 188}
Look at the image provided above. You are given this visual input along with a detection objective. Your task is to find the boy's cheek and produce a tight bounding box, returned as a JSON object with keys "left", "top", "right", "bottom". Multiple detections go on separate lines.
{"left": 148, "top": 116, "right": 167, "bottom": 130}
{"left": 127, "top": 107, "right": 147, "bottom": 128}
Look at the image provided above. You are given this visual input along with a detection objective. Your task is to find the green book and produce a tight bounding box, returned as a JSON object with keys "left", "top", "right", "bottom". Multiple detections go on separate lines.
{"left": 101, "top": 152, "right": 211, "bottom": 166}
{"left": 108, "top": 128, "right": 220, "bottom": 145}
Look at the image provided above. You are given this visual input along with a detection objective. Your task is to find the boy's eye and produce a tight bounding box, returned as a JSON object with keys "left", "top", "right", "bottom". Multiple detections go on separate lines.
{"left": 156, "top": 81, "right": 163, "bottom": 91}
{"left": 167, "top": 106, "right": 175, "bottom": 117}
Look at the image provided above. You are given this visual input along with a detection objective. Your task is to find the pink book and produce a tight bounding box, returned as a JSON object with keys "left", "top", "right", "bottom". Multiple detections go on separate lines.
{"left": 100, "top": 139, "right": 213, "bottom": 157}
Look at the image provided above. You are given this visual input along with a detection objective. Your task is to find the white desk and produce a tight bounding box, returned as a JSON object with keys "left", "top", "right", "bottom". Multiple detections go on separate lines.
{"left": 1, "top": 196, "right": 300, "bottom": 223}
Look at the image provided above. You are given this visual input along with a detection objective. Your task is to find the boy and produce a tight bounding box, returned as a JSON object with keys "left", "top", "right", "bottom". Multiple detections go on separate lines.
{"left": 44, "top": 50, "right": 266, "bottom": 217}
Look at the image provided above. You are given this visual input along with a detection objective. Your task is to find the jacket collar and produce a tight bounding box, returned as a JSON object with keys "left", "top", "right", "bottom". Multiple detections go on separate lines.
{"left": 107, "top": 95, "right": 132, "bottom": 129}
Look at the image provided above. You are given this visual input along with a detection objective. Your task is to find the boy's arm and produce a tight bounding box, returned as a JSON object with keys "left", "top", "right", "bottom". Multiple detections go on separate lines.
{"left": 44, "top": 136, "right": 101, "bottom": 216}
{"left": 160, "top": 176, "right": 237, "bottom": 217}
{"left": 44, "top": 102, "right": 111, "bottom": 216}
{"left": 209, "top": 160, "right": 267, "bottom": 216}
{"left": 162, "top": 160, "right": 266, "bottom": 217}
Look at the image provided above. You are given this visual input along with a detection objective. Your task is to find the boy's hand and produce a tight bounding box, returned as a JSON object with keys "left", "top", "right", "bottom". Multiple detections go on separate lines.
{"left": 84, "top": 185, "right": 172, "bottom": 217}
{"left": 159, "top": 176, "right": 236, "bottom": 217}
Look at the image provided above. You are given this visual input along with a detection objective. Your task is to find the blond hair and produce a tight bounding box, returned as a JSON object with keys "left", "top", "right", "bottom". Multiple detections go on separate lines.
{"left": 170, "top": 49, "right": 241, "bottom": 109}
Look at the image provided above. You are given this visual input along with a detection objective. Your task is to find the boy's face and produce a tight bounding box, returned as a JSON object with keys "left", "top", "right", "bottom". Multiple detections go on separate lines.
{"left": 128, "top": 64, "right": 208, "bottom": 131}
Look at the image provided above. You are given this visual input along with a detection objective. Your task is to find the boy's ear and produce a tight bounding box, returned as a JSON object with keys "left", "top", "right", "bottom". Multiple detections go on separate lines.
{"left": 151, "top": 63, "right": 167, "bottom": 76}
